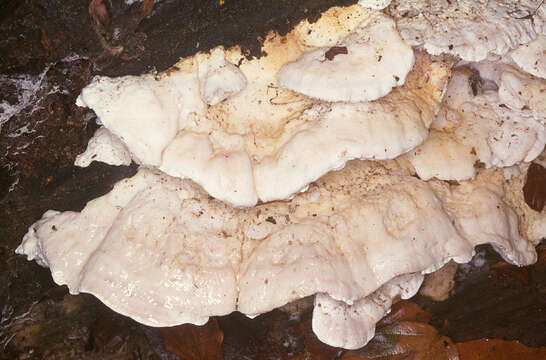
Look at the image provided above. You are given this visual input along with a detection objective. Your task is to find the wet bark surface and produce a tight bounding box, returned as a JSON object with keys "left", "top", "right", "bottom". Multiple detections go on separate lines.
{"left": 0, "top": 1, "right": 544, "bottom": 359}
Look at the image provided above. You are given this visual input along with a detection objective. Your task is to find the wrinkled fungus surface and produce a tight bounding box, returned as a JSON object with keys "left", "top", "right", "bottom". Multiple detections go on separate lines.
{"left": 15, "top": 0, "right": 545, "bottom": 350}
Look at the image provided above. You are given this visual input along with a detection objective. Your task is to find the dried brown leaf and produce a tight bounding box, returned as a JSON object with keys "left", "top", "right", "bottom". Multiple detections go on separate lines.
{"left": 88, "top": 0, "right": 109, "bottom": 30}
{"left": 291, "top": 308, "right": 342, "bottom": 360}
{"left": 342, "top": 321, "right": 459, "bottom": 360}
{"left": 141, "top": 0, "right": 155, "bottom": 18}
{"left": 457, "top": 339, "right": 546, "bottom": 360}
{"left": 377, "top": 301, "right": 432, "bottom": 327}
{"left": 419, "top": 261, "right": 458, "bottom": 302}
{"left": 523, "top": 163, "right": 546, "bottom": 212}
{"left": 303, "top": 328, "right": 342, "bottom": 360}
{"left": 160, "top": 318, "right": 223, "bottom": 360}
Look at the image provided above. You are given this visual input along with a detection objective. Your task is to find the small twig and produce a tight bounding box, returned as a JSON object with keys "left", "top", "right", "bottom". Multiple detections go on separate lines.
{"left": 509, "top": 0, "right": 544, "bottom": 20}
{"left": 2, "top": 332, "right": 17, "bottom": 351}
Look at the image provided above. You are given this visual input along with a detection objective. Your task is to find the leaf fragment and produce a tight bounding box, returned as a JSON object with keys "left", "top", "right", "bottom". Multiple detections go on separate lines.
{"left": 160, "top": 318, "right": 223, "bottom": 360}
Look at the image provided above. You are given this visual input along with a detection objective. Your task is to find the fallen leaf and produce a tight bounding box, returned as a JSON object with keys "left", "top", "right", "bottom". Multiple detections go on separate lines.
{"left": 88, "top": 0, "right": 109, "bottom": 30}
{"left": 303, "top": 327, "right": 342, "bottom": 360}
{"left": 419, "top": 261, "right": 458, "bottom": 301}
{"left": 342, "top": 321, "right": 459, "bottom": 360}
{"left": 377, "top": 301, "right": 432, "bottom": 327}
{"left": 160, "top": 318, "right": 223, "bottom": 360}
{"left": 457, "top": 339, "right": 546, "bottom": 360}
{"left": 290, "top": 308, "right": 342, "bottom": 360}
{"left": 523, "top": 163, "right": 546, "bottom": 212}
{"left": 141, "top": 0, "right": 154, "bottom": 18}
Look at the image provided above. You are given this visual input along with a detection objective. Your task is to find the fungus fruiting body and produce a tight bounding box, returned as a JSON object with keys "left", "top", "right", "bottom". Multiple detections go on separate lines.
{"left": 408, "top": 65, "right": 546, "bottom": 181}
{"left": 75, "top": 8, "right": 446, "bottom": 206}
{"left": 17, "top": 161, "right": 539, "bottom": 346}
{"left": 17, "top": 1, "right": 546, "bottom": 350}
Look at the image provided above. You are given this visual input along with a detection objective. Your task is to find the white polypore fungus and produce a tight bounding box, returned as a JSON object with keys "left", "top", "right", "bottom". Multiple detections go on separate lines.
{"left": 498, "top": 67, "right": 546, "bottom": 117}
{"left": 159, "top": 131, "right": 258, "bottom": 206}
{"left": 252, "top": 51, "right": 451, "bottom": 202}
{"left": 277, "top": 13, "right": 414, "bottom": 102}
{"left": 466, "top": 60, "right": 546, "bottom": 117}
{"left": 76, "top": 67, "right": 204, "bottom": 166}
{"left": 391, "top": 0, "right": 545, "bottom": 62}
{"left": 254, "top": 97, "right": 428, "bottom": 201}
{"left": 75, "top": 7, "right": 449, "bottom": 207}
{"left": 407, "top": 131, "right": 477, "bottom": 181}
{"left": 502, "top": 163, "right": 546, "bottom": 244}
{"left": 463, "top": 95, "right": 545, "bottom": 167}
{"left": 358, "top": 0, "right": 392, "bottom": 10}
{"left": 16, "top": 1, "right": 546, "bottom": 351}
{"left": 18, "top": 169, "right": 241, "bottom": 326}
{"left": 196, "top": 47, "right": 247, "bottom": 105}
{"left": 74, "top": 6, "right": 372, "bottom": 206}
{"left": 74, "top": 126, "right": 132, "bottom": 167}
{"left": 312, "top": 273, "right": 424, "bottom": 350}
{"left": 510, "top": 35, "right": 546, "bottom": 79}
{"left": 292, "top": 5, "right": 373, "bottom": 49}
{"left": 17, "top": 160, "right": 537, "bottom": 348}
{"left": 429, "top": 169, "right": 536, "bottom": 266}
{"left": 408, "top": 66, "right": 546, "bottom": 181}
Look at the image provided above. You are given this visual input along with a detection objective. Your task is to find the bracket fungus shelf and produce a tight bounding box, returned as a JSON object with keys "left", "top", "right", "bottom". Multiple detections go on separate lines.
{"left": 16, "top": 0, "right": 546, "bottom": 351}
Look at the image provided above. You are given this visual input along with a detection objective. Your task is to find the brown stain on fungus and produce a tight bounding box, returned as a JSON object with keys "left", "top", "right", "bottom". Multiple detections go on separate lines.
{"left": 325, "top": 46, "right": 348, "bottom": 61}
{"left": 265, "top": 216, "right": 277, "bottom": 224}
